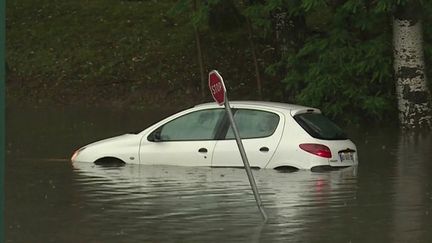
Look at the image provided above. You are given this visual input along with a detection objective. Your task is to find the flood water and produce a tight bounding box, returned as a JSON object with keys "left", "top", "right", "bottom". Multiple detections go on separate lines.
{"left": 5, "top": 105, "right": 432, "bottom": 242}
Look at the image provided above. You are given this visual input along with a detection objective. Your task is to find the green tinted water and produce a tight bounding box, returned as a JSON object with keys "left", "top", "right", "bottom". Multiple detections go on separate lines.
{"left": 5, "top": 105, "right": 432, "bottom": 242}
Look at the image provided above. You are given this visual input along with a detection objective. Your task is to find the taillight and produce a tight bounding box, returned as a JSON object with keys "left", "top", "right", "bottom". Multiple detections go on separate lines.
{"left": 299, "top": 143, "right": 332, "bottom": 158}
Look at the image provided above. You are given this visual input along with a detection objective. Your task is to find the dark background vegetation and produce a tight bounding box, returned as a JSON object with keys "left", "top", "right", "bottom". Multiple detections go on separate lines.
{"left": 6, "top": 0, "right": 432, "bottom": 125}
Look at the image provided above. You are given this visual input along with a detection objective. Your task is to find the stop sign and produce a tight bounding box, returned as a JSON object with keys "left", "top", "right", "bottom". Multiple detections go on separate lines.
{"left": 208, "top": 70, "right": 226, "bottom": 105}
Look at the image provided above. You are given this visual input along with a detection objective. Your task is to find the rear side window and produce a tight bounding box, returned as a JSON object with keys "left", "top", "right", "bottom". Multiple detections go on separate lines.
{"left": 225, "top": 109, "right": 280, "bottom": 139}
{"left": 294, "top": 113, "right": 347, "bottom": 140}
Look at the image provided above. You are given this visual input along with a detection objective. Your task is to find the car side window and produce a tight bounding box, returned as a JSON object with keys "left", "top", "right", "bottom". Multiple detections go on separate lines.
{"left": 156, "top": 109, "right": 225, "bottom": 141}
{"left": 225, "top": 109, "right": 280, "bottom": 139}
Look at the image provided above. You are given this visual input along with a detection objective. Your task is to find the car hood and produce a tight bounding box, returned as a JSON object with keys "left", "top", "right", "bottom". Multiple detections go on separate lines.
{"left": 84, "top": 134, "right": 139, "bottom": 149}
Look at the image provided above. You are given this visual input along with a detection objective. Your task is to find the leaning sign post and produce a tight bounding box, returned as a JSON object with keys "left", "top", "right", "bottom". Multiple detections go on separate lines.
{"left": 208, "top": 70, "right": 268, "bottom": 221}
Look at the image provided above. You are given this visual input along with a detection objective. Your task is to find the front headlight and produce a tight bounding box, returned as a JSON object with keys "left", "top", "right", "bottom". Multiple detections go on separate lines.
{"left": 71, "top": 147, "right": 86, "bottom": 162}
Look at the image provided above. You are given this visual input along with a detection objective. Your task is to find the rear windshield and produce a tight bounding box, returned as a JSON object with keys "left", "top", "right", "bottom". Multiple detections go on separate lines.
{"left": 294, "top": 113, "right": 348, "bottom": 140}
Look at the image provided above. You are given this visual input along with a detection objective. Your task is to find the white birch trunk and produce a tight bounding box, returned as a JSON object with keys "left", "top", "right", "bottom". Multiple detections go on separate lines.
{"left": 393, "top": 17, "right": 432, "bottom": 129}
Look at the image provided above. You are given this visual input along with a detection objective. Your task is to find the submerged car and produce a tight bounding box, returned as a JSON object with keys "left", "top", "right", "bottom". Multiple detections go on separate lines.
{"left": 71, "top": 101, "right": 358, "bottom": 171}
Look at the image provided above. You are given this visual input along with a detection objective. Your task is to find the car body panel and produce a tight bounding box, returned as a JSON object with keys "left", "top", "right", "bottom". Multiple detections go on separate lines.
{"left": 264, "top": 113, "right": 328, "bottom": 169}
{"left": 72, "top": 134, "right": 141, "bottom": 164}
{"left": 211, "top": 108, "right": 285, "bottom": 168}
{"left": 71, "top": 101, "right": 359, "bottom": 170}
{"left": 211, "top": 137, "right": 281, "bottom": 168}
{"left": 139, "top": 140, "right": 216, "bottom": 166}
{"left": 324, "top": 139, "right": 358, "bottom": 167}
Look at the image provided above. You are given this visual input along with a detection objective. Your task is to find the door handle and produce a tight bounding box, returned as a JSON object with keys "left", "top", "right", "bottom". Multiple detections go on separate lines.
{"left": 259, "top": 147, "right": 269, "bottom": 152}
{"left": 198, "top": 148, "right": 208, "bottom": 153}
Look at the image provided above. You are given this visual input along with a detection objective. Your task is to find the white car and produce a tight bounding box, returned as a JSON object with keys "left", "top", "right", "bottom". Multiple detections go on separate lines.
{"left": 71, "top": 101, "right": 359, "bottom": 171}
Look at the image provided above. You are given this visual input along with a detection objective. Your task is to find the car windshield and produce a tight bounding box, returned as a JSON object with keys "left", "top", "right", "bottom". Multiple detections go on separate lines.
{"left": 294, "top": 112, "right": 348, "bottom": 140}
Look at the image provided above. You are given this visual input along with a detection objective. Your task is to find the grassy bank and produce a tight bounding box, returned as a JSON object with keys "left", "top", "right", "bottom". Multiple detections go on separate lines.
{"left": 6, "top": 0, "right": 277, "bottom": 108}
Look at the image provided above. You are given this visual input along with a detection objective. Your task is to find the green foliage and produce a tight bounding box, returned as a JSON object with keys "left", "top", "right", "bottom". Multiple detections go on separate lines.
{"left": 242, "top": 3, "right": 271, "bottom": 33}
{"left": 6, "top": 0, "right": 200, "bottom": 103}
{"left": 301, "top": 0, "right": 327, "bottom": 12}
{"left": 245, "top": 0, "right": 423, "bottom": 123}
{"left": 168, "top": 0, "right": 210, "bottom": 28}
{"left": 7, "top": 0, "right": 264, "bottom": 107}
{"left": 7, "top": 0, "right": 432, "bottom": 123}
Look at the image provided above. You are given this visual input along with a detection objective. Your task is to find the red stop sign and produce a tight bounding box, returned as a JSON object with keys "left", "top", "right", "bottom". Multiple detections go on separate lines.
{"left": 208, "top": 70, "right": 226, "bottom": 105}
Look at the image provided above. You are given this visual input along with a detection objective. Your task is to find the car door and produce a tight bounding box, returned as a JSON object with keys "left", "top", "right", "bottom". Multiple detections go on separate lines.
{"left": 139, "top": 108, "right": 225, "bottom": 167}
{"left": 211, "top": 109, "right": 284, "bottom": 168}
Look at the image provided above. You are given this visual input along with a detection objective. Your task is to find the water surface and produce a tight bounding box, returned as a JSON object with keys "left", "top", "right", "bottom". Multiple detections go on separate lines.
{"left": 5, "top": 105, "right": 432, "bottom": 242}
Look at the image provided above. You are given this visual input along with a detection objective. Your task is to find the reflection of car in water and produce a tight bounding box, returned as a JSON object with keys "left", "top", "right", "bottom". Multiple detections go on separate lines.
{"left": 71, "top": 101, "right": 359, "bottom": 171}
{"left": 72, "top": 162, "right": 358, "bottom": 237}
{"left": 72, "top": 163, "right": 357, "bottom": 191}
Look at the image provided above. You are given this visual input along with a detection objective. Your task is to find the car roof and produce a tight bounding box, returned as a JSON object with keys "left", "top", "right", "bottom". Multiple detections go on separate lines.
{"left": 194, "top": 101, "right": 321, "bottom": 116}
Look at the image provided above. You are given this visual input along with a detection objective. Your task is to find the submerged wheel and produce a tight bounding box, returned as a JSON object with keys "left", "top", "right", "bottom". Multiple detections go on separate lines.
{"left": 274, "top": 166, "right": 299, "bottom": 173}
{"left": 94, "top": 157, "right": 126, "bottom": 167}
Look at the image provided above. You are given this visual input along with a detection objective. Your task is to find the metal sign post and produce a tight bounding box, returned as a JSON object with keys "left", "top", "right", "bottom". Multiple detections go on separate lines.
{"left": 208, "top": 70, "right": 268, "bottom": 221}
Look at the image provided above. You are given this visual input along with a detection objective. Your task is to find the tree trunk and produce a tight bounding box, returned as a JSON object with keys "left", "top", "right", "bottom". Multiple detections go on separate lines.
{"left": 193, "top": 0, "right": 206, "bottom": 98}
{"left": 273, "top": 10, "right": 289, "bottom": 56}
{"left": 194, "top": 26, "right": 205, "bottom": 98}
{"left": 393, "top": 3, "right": 432, "bottom": 129}
{"left": 246, "top": 18, "right": 262, "bottom": 99}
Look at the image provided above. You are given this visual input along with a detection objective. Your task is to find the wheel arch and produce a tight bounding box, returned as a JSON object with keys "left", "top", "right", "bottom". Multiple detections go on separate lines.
{"left": 268, "top": 159, "right": 306, "bottom": 169}
{"left": 94, "top": 156, "right": 126, "bottom": 166}
{"left": 273, "top": 165, "right": 300, "bottom": 172}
